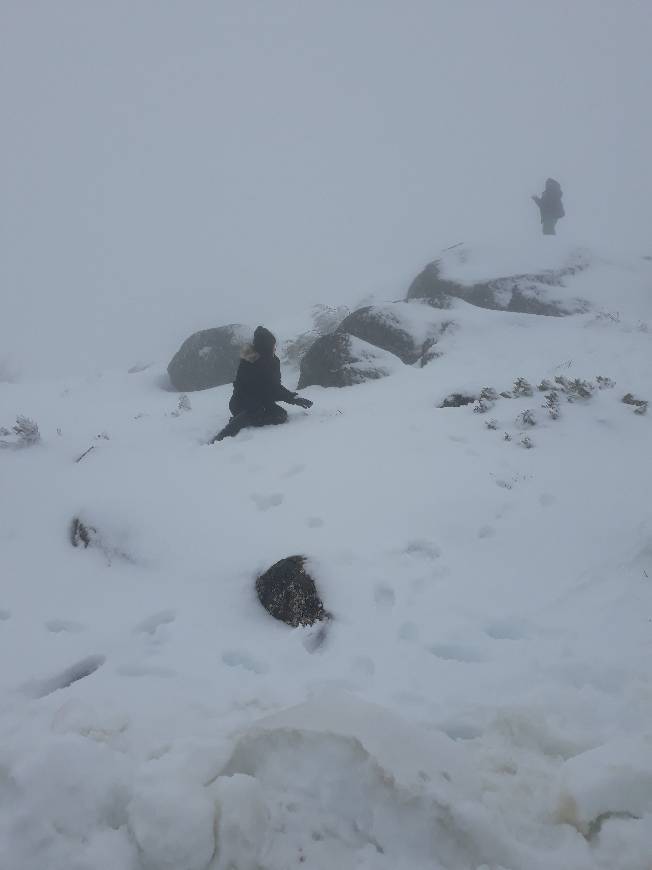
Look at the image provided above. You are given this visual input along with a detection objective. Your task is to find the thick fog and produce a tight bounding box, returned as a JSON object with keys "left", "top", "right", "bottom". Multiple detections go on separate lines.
{"left": 1, "top": 1, "right": 650, "bottom": 378}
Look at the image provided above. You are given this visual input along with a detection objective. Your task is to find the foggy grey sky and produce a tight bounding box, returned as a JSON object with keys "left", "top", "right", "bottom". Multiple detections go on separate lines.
{"left": 2, "top": 1, "right": 651, "bottom": 377}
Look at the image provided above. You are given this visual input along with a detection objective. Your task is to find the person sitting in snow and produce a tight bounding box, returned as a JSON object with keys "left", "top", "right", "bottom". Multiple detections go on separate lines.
{"left": 532, "top": 178, "right": 565, "bottom": 235}
{"left": 212, "top": 326, "right": 313, "bottom": 442}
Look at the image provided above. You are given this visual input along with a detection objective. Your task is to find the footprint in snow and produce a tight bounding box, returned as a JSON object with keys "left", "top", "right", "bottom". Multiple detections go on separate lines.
{"left": 134, "top": 610, "right": 176, "bottom": 635}
{"left": 221, "top": 650, "right": 268, "bottom": 674}
{"left": 484, "top": 618, "right": 528, "bottom": 641}
{"left": 351, "top": 655, "right": 375, "bottom": 678}
{"left": 307, "top": 516, "right": 324, "bottom": 528}
{"left": 374, "top": 584, "right": 395, "bottom": 608}
{"left": 439, "top": 720, "right": 483, "bottom": 741}
{"left": 0, "top": 609, "right": 11, "bottom": 621}
{"left": 403, "top": 539, "right": 442, "bottom": 560}
{"left": 45, "top": 619, "right": 85, "bottom": 634}
{"left": 398, "top": 621, "right": 419, "bottom": 642}
{"left": 23, "top": 655, "right": 106, "bottom": 699}
{"left": 282, "top": 463, "right": 306, "bottom": 478}
{"left": 429, "top": 643, "right": 487, "bottom": 663}
{"left": 477, "top": 525, "right": 496, "bottom": 539}
{"left": 251, "top": 493, "right": 284, "bottom": 511}
{"left": 117, "top": 664, "right": 175, "bottom": 678}
{"left": 539, "top": 492, "right": 556, "bottom": 507}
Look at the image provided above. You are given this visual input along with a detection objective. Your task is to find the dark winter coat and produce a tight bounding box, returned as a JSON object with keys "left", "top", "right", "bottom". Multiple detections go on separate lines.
{"left": 534, "top": 179, "right": 565, "bottom": 221}
{"left": 229, "top": 345, "right": 296, "bottom": 415}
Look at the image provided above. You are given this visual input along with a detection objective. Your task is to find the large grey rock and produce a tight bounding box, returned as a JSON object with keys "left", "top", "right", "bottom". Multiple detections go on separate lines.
{"left": 167, "top": 324, "right": 250, "bottom": 392}
{"left": 297, "top": 332, "right": 401, "bottom": 389}
{"left": 282, "top": 304, "right": 350, "bottom": 366}
{"left": 337, "top": 303, "right": 451, "bottom": 364}
{"left": 256, "top": 556, "right": 327, "bottom": 627}
{"left": 407, "top": 260, "right": 589, "bottom": 316}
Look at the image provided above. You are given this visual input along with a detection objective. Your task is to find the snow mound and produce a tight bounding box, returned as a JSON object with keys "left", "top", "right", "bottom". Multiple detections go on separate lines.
{"left": 556, "top": 733, "right": 652, "bottom": 836}
{"left": 215, "top": 694, "right": 491, "bottom": 870}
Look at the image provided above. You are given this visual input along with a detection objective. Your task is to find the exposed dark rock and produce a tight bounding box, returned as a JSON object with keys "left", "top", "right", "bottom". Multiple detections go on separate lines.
{"left": 337, "top": 305, "right": 435, "bottom": 364}
{"left": 297, "top": 332, "right": 399, "bottom": 389}
{"left": 0, "top": 416, "right": 41, "bottom": 448}
{"left": 407, "top": 260, "right": 589, "bottom": 316}
{"left": 439, "top": 393, "right": 477, "bottom": 408}
{"left": 256, "top": 556, "right": 327, "bottom": 627}
{"left": 167, "top": 324, "right": 250, "bottom": 392}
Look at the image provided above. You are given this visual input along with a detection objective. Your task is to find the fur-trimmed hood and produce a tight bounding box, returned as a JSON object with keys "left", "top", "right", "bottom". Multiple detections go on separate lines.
{"left": 240, "top": 344, "right": 260, "bottom": 363}
{"left": 240, "top": 343, "right": 280, "bottom": 364}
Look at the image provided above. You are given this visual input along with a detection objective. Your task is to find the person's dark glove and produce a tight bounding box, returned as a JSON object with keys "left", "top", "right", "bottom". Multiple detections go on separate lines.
{"left": 293, "top": 396, "right": 313, "bottom": 409}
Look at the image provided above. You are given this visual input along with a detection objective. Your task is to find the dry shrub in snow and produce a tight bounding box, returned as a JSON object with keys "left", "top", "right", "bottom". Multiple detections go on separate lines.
{"left": 0, "top": 416, "right": 40, "bottom": 448}
{"left": 622, "top": 393, "right": 648, "bottom": 415}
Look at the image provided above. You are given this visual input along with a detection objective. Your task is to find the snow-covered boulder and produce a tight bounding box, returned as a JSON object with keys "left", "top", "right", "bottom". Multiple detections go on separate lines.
{"left": 297, "top": 332, "right": 401, "bottom": 389}
{"left": 282, "top": 303, "right": 350, "bottom": 365}
{"left": 167, "top": 324, "right": 250, "bottom": 392}
{"left": 337, "top": 303, "right": 450, "bottom": 364}
{"left": 407, "top": 259, "right": 589, "bottom": 316}
{"left": 256, "top": 556, "right": 327, "bottom": 627}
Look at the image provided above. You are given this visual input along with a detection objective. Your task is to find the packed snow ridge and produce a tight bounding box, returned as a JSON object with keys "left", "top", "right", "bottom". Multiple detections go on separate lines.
{"left": 1, "top": 241, "right": 651, "bottom": 870}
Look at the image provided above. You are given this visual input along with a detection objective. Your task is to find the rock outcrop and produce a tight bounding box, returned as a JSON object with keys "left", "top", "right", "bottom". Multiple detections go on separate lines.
{"left": 167, "top": 324, "right": 250, "bottom": 392}
{"left": 407, "top": 260, "right": 589, "bottom": 316}
{"left": 297, "top": 333, "right": 400, "bottom": 389}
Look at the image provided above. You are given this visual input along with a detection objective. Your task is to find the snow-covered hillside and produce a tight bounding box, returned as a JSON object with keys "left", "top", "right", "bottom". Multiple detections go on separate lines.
{"left": 1, "top": 242, "right": 651, "bottom": 870}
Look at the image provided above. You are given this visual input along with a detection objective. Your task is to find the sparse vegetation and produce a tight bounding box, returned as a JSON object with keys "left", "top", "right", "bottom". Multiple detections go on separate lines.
{"left": 513, "top": 378, "right": 533, "bottom": 397}
{"left": 622, "top": 393, "right": 648, "bottom": 415}
{"left": 0, "top": 416, "right": 41, "bottom": 448}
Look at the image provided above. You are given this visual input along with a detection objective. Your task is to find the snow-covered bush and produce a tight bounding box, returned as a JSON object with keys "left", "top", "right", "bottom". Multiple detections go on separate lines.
{"left": 513, "top": 377, "right": 533, "bottom": 397}
{"left": 516, "top": 409, "right": 537, "bottom": 428}
{"left": 622, "top": 393, "right": 648, "bottom": 415}
{"left": 554, "top": 376, "right": 594, "bottom": 401}
{"left": 0, "top": 416, "right": 40, "bottom": 448}
{"left": 543, "top": 391, "right": 561, "bottom": 420}
{"left": 171, "top": 394, "right": 192, "bottom": 416}
{"left": 480, "top": 386, "right": 498, "bottom": 401}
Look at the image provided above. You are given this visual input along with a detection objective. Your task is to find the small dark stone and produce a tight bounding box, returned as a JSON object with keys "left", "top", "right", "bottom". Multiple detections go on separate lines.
{"left": 256, "top": 556, "right": 327, "bottom": 627}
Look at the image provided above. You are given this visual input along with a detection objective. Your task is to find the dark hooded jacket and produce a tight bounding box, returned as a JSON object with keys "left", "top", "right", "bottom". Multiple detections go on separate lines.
{"left": 534, "top": 178, "right": 565, "bottom": 221}
{"left": 229, "top": 344, "right": 296, "bottom": 415}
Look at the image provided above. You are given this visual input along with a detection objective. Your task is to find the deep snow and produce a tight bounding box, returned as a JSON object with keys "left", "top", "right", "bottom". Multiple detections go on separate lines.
{"left": 1, "top": 242, "right": 652, "bottom": 869}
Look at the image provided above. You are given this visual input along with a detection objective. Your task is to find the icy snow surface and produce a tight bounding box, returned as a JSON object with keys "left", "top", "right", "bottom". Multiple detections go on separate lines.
{"left": 1, "top": 242, "right": 652, "bottom": 869}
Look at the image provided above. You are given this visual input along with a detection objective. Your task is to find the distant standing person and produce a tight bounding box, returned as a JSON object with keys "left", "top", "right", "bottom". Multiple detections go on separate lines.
{"left": 532, "top": 178, "right": 564, "bottom": 235}
{"left": 211, "top": 326, "right": 313, "bottom": 442}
